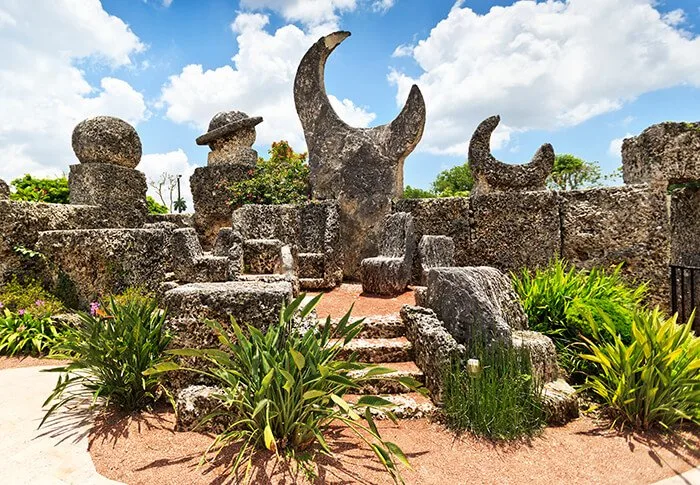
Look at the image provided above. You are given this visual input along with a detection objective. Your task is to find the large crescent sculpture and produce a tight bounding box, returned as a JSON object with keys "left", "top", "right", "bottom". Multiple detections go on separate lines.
{"left": 468, "top": 115, "right": 554, "bottom": 195}
{"left": 294, "top": 31, "right": 426, "bottom": 277}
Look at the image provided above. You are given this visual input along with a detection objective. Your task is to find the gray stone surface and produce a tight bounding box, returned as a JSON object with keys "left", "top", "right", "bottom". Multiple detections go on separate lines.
{"left": 37, "top": 228, "right": 173, "bottom": 308}
{"left": 542, "top": 379, "right": 580, "bottom": 425}
{"left": 622, "top": 121, "right": 700, "bottom": 186}
{"left": 171, "top": 228, "right": 231, "bottom": 283}
{"left": 360, "top": 212, "right": 415, "bottom": 295}
{"left": 69, "top": 163, "right": 148, "bottom": 227}
{"left": 0, "top": 179, "right": 9, "bottom": 199}
{"left": 190, "top": 163, "right": 253, "bottom": 247}
{"left": 469, "top": 116, "right": 554, "bottom": 194}
{"left": 243, "top": 239, "right": 285, "bottom": 274}
{"left": 146, "top": 213, "right": 194, "bottom": 228}
{"left": 196, "top": 111, "right": 261, "bottom": 166}
{"left": 175, "top": 385, "right": 232, "bottom": 433}
{"left": 670, "top": 186, "right": 700, "bottom": 266}
{"left": 72, "top": 116, "right": 142, "bottom": 169}
{"left": 511, "top": 330, "right": 560, "bottom": 383}
{"left": 420, "top": 267, "right": 528, "bottom": 346}
{"left": 418, "top": 235, "right": 455, "bottom": 285}
{"left": 401, "top": 305, "right": 465, "bottom": 404}
{"left": 294, "top": 31, "right": 425, "bottom": 277}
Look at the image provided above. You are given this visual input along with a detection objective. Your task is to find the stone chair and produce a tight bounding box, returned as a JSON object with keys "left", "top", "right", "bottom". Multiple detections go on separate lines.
{"left": 418, "top": 235, "right": 455, "bottom": 285}
{"left": 171, "top": 228, "right": 231, "bottom": 283}
{"left": 360, "top": 212, "right": 415, "bottom": 295}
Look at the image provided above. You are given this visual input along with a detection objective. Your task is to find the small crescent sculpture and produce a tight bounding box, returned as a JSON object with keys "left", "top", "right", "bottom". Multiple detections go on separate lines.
{"left": 293, "top": 31, "right": 426, "bottom": 276}
{"left": 468, "top": 115, "right": 554, "bottom": 195}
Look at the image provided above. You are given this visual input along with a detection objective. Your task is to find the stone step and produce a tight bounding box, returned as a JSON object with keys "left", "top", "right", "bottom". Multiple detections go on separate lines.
{"left": 345, "top": 392, "right": 437, "bottom": 420}
{"left": 349, "top": 361, "right": 425, "bottom": 395}
{"left": 333, "top": 337, "right": 414, "bottom": 363}
{"left": 320, "top": 314, "right": 406, "bottom": 339}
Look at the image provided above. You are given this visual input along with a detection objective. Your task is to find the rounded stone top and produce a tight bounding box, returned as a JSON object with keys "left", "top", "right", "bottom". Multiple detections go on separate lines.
{"left": 72, "top": 116, "right": 142, "bottom": 169}
{"left": 196, "top": 110, "right": 262, "bottom": 146}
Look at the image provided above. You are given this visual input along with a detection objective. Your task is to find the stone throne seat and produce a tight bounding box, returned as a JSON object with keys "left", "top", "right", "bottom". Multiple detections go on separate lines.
{"left": 360, "top": 212, "right": 415, "bottom": 295}
{"left": 171, "top": 228, "right": 231, "bottom": 283}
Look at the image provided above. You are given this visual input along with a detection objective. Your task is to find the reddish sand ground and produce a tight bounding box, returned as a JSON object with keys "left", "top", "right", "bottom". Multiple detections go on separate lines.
{"left": 0, "top": 355, "right": 69, "bottom": 370}
{"left": 87, "top": 407, "right": 699, "bottom": 485}
{"left": 310, "top": 283, "right": 415, "bottom": 319}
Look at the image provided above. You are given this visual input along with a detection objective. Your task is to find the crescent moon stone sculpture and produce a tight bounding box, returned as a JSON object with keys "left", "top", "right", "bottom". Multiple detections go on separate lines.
{"left": 294, "top": 31, "right": 426, "bottom": 277}
{"left": 468, "top": 115, "right": 555, "bottom": 195}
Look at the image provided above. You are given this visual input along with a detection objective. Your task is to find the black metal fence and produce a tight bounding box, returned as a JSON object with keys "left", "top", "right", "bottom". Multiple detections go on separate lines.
{"left": 670, "top": 265, "right": 700, "bottom": 329}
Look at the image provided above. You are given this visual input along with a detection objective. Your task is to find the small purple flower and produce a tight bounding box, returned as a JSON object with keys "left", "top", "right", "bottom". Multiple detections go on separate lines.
{"left": 18, "top": 309, "right": 25, "bottom": 316}
{"left": 90, "top": 301, "right": 100, "bottom": 316}
{"left": 0, "top": 302, "right": 4, "bottom": 309}
{"left": 35, "top": 299, "right": 45, "bottom": 307}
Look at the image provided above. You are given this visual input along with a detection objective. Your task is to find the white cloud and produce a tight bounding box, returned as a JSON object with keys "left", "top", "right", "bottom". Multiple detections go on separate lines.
{"left": 240, "top": 0, "right": 356, "bottom": 28}
{"left": 159, "top": 13, "right": 376, "bottom": 152}
{"left": 608, "top": 133, "right": 633, "bottom": 159}
{"left": 0, "top": 0, "right": 147, "bottom": 183}
{"left": 372, "top": 0, "right": 395, "bottom": 14}
{"left": 392, "top": 43, "right": 414, "bottom": 58}
{"left": 162, "top": 0, "right": 174, "bottom": 7}
{"left": 390, "top": 0, "right": 700, "bottom": 156}
{"left": 141, "top": 149, "right": 196, "bottom": 210}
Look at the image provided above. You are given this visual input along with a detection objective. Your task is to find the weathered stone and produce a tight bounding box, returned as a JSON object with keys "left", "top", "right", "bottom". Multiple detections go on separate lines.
{"left": 0, "top": 200, "right": 111, "bottom": 285}
{"left": 171, "top": 228, "right": 231, "bottom": 283}
{"left": 420, "top": 267, "right": 528, "bottom": 346}
{"left": 418, "top": 235, "right": 455, "bottom": 285}
{"left": 401, "top": 305, "right": 465, "bottom": 403}
{"left": 243, "top": 239, "right": 285, "bottom": 274}
{"left": 196, "top": 111, "right": 262, "bottom": 166}
{"left": 175, "top": 385, "right": 233, "bottom": 433}
{"left": 670, "top": 186, "right": 700, "bottom": 266}
{"left": 147, "top": 213, "right": 194, "bottom": 228}
{"left": 37, "top": 228, "right": 173, "bottom": 308}
{"left": 72, "top": 116, "right": 142, "bottom": 169}
{"left": 560, "top": 185, "right": 670, "bottom": 308}
{"left": 393, "top": 197, "right": 470, "bottom": 283}
{"left": 468, "top": 190, "right": 560, "bottom": 271}
{"left": 0, "top": 179, "right": 9, "bottom": 199}
{"left": 360, "top": 213, "right": 415, "bottom": 295}
{"left": 622, "top": 121, "right": 700, "bottom": 186}
{"left": 469, "top": 116, "right": 554, "bottom": 194}
{"left": 511, "top": 330, "right": 560, "bottom": 383}
{"left": 69, "top": 163, "right": 148, "bottom": 227}
{"left": 337, "top": 337, "right": 413, "bottom": 363}
{"left": 190, "top": 164, "right": 253, "bottom": 248}
{"left": 542, "top": 379, "right": 579, "bottom": 425}
{"left": 294, "top": 31, "right": 425, "bottom": 277}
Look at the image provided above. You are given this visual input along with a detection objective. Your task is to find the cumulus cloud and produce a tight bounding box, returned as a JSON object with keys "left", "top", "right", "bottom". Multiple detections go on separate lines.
{"left": 608, "top": 133, "right": 633, "bottom": 159}
{"left": 372, "top": 0, "right": 395, "bottom": 14}
{"left": 159, "top": 12, "right": 376, "bottom": 152}
{"left": 0, "top": 0, "right": 147, "bottom": 183}
{"left": 390, "top": 0, "right": 700, "bottom": 156}
{"left": 240, "top": 0, "right": 356, "bottom": 29}
{"left": 141, "top": 149, "right": 196, "bottom": 210}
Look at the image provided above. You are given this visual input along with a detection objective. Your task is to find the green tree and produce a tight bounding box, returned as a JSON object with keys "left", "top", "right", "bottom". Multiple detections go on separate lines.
{"left": 10, "top": 175, "right": 69, "bottom": 203}
{"left": 173, "top": 197, "right": 187, "bottom": 213}
{"left": 147, "top": 196, "right": 168, "bottom": 215}
{"left": 228, "top": 141, "right": 310, "bottom": 207}
{"left": 431, "top": 163, "right": 474, "bottom": 197}
{"left": 547, "top": 154, "right": 601, "bottom": 191}
{"left": 403, "top": 185, "right": 435, "bottom": 199}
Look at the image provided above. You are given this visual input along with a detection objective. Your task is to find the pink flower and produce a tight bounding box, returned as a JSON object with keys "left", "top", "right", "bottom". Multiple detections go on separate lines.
{"left": 18, "top": 309, "right": 25, "bottom": 316}
{"left": 34, "top": 299, "right": 45, "bottom": 307}
{"left": 0, "top": 302, "right": 4, "bottom": 308}
{"left": 90, "top": 301, "right": 100, "bottom": 316}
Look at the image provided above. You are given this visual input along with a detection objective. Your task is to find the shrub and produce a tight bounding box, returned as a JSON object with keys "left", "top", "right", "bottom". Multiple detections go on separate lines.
{"left": 10, "top": 174, "right": 70, "bottom": 203}
{"left": 147, "top": 295, "right": 421, "bottom": 483}
{"left": 442, "top": 338, "right": 545, "bottom": 440}
{"left": 403, "top": 185, "right": 434, "bottom": 199}
{"left": 147, "top": 196, "right": 169, "bottom": 215}
{"left": 582, "top": 308, "right": 700, "bottom": 430}
{"left": 0, "top": 278, "right": 64, "bottom": 318}
{"left": 512, "top": 260, "right": 647, "bottom": 380}
{"left": 228, "top": 141, "right": 310, "bottom": 208}
{"left": 0, "top": 309, "right": 61, "bottom": 356}
{"left": 41, "top": 297, "right": 173, "bottom": 425}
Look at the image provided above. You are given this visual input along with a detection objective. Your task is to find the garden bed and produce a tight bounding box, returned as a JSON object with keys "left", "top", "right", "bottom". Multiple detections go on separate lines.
{"left": 310, "top": 283, "right": 416, "bottom": 319}
{"left": 87, "top": 405, "right": 700, "bottom": 485}
{"left": 0, "top": 356, "right": 69, "bottom": 370}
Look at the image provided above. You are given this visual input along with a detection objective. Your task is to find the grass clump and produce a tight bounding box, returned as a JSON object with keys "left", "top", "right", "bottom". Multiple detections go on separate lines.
{"left": 0, "top": 310, "right": 62, "bottom": 356}
{"left": 41, "top": 296, "right": 173, "bottom": 425}
{"left": 582, "top": 308, "right": 700, "bottom": 430}
{"left": 147, "top": 294, "right": 422, "bottom": 484}
{"left": 442, "top": 338, "right": 545, "bottom": 440}
{"left": 0, "top": 277, "right": 64, "bottom": 317}
{"left": 512, "top": 260, "right": 646, "bottom": 381}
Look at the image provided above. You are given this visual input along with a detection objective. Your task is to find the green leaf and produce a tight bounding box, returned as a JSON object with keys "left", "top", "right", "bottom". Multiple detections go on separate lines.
{"left": 290, "top": 348, "right": 305, "bottom": 371}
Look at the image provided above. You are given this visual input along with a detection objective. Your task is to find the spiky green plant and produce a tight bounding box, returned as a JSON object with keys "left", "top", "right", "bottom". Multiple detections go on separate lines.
{"left": 582, "top": 308, "right": 700, "bottom": 430}
{"left": 146, "top": 294, "right": 423, "bottom": 484}
{"left": 0, "top": 309, "right": 62, "bottom": 356}
{"left": 512, "top": 260, "right": 647, "bottom": 380}
{"left": 41, "top": 297, "right": 172, "bottom": 425}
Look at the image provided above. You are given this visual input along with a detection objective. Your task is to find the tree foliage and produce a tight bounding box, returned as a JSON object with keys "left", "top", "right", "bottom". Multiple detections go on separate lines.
{"left": 547, "top": 154, "right": 601, "bottom": 191}
{"left": 403, "top": 185, "right": 435, "bottom": 199}
{"left": 404, "top": 162, "right": 474, "bottom": 198}
{"left": 147, "top": 196, "right": 169, "bottom": 215}
{"left": 10, "top": 175, "right": 70, "bottom": 203}
{"left": 228, "top": 141, "right": 310, "bottom": 208}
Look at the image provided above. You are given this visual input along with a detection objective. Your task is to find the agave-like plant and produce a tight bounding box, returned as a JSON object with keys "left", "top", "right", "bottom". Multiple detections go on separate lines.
{"left": 146, "top": 294, "right": 424, "bottom": 484}
{"left": 582, "top": 308, "right": 700, "bottom": 430}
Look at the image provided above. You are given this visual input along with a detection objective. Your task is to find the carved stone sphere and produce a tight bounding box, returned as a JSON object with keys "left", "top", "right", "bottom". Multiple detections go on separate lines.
{"left": 72, "top": 116, "right": 142, "bottom": 169}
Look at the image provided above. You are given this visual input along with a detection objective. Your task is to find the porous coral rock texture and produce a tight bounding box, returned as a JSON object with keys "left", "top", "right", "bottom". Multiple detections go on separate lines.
{"left": 72, "top": 116, "right": 142, "bottom": 169}
{"left": 175, "top": 385, "right": 232, "bottom": 432}
{"left": 670, "top": 186, "right": 700, "bottom": 266}
{"left": 294, "top": 31, "right": 425, "bottom": 277}
{"left": 0, "top": 179, "right": 9, "bottom": 199}
{"left": 622, "top": 121, "right": 700, "bottom": 185}
{"left": 171, "top": 228, "right": 230, "bottom": 283}
{"left": 542, "top": 379, "right": 580, "bottom": 425}
{"left": 419, "top": 267, "right": 528, "bottom": 346}
{"left": 196, "top": 111, "right": 261, "bottom": 167}
{"left": 511, "top": 330, "right": 560, "bottom": 383}
{"left": 418, "top": 235, "right": 455, "bottom": 284}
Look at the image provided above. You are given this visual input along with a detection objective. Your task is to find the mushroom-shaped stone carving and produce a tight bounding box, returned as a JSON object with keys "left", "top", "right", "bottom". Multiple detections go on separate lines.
{"left": 468, "top": 115, "right": 554, "bottom": 194}
{"left": 0, "top": 179, "right": 9, "bottom": 199}
{"left": 72, "top": 116, "right": 142, "bottom": 169}
{"left": 196, "top": 111, "right": 262, "bottom": 166}
{"left": 294, "top": 31, "right": 426, "bottom": 276}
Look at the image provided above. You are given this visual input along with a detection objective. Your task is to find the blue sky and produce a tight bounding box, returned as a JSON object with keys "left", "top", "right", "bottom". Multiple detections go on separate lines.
{"left": 1, "top": 0, "right": 699, "bottom": 205}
